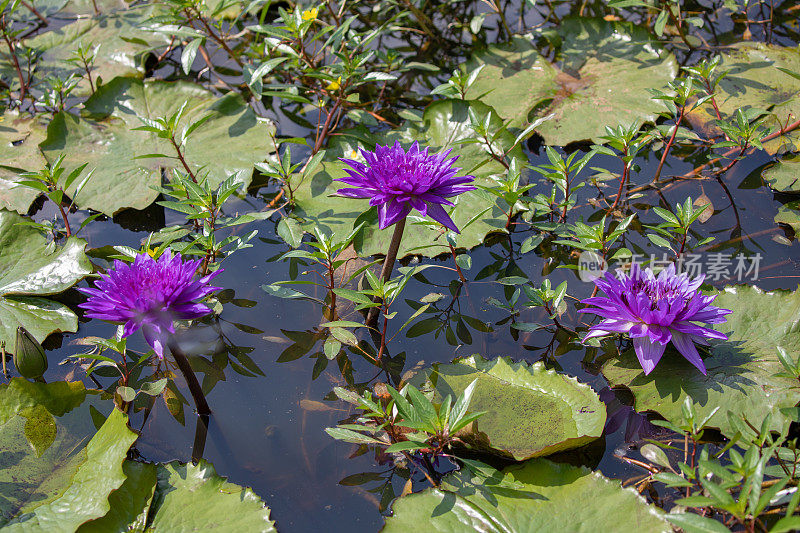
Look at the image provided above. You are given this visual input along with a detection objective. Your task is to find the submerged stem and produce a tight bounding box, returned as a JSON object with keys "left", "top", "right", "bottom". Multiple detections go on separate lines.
{"left": 168, "top": 340, "right": 211, "bottom": 416}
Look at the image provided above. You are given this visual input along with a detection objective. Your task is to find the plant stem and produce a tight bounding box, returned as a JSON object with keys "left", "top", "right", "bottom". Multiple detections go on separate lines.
{"left": 169, "top": 136, "right": 198, "bottom": 183}
{"left": 448, "top": 243, "right": 466, "bottom": 282}
{"left": 652, "top": 106, "right": 684, "bottom": 183}
{"left": 366, "top": 217, "right": 406, "bottom": 327}
{"left": 19, "top": 0, "right": 47, "bottom": 25}
{"left": 1, "top": 19, "right": 27, "bottom": 104}
{"left": 168, "top": 340, "right": 211, "bottom": 416}
{"left": 56, "top": 201, "right": 72, "bottom": 237}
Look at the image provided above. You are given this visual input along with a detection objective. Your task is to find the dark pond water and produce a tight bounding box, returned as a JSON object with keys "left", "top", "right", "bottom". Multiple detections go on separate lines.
{"left": 31, "top": 144, "right": 799, "bottom": 531}
{"left": 16, "top": 1, "right": 800, "bottom": 530}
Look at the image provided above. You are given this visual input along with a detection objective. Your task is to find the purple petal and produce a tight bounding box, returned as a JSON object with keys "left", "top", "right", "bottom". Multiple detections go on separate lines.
{"left": 671, "top": 331, "right": 707, "bottom": 375}
{"left": 633, "top": 337, "right": 667, "bottom": 375}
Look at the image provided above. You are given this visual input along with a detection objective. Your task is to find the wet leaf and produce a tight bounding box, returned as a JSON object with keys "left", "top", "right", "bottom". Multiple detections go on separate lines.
{"left": 0, "top": 210, "right": 93, "bottom": 348}
{"left": 40, "top": 78, "right": 276, "bottom": 215}
{"left": 406, "top": 355, "right": 606, "bottom": 460}
{"left": 383, "top": 458, "right": 669, "bottom": 532}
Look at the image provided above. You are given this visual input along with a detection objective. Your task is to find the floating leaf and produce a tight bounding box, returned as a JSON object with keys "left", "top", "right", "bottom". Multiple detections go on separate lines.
{"left": 0, "top": 112, "right": 49, "bottom": 213}
{"left": 382, "top": 458, "right": 669, "bottom": 532}
{"left": 146, "top": 460, "right": 276, "bottom": 531}
{"left": 25, "top": 8, "right": 169, "bottom": 95}
{"left": 0, "top": 210, "right": 93, "bottom": 348}
{"left": 464, "top": 37, "right": 560, "bottom": 128}
{"left": 406, "top": 355, "right": 606, "bottom": 460}
{"left": 775, "top": 200, "right": 800, "bottom": 234}
{"left": 602, "top": 285, "right": 800, "bottom": 439}
{"left": 465, "top": 18, "right": 677, "bottom": 145}
{"left": 40, "top": 78, "right": 276, "bottom": 215}
{"left": 0, "top": 380, "right": 136, "bottom": 531}
{"left": 684, "top": 43, "right": 800, "bottom": 154}
{"left": 763, "top": 154, "right": 800, "bottom": 193}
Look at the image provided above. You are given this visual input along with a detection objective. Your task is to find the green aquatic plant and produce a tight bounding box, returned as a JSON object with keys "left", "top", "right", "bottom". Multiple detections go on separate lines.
{"left": 326, "top": 378, "right": 485, "bottom": 484}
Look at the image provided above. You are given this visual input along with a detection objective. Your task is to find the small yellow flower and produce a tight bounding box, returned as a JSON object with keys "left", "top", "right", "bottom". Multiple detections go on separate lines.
{"left": 326, "top": 76, "right": 341, "bottom": 91}
{"left": 302, "top": 7, "right": 318, "bottom": 21}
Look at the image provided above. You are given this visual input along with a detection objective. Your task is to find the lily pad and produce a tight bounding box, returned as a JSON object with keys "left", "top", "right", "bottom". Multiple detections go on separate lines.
{"left": 602, "top": 285, "right": 800, "bottom": 439}
{"left": 0, "top": 112, "right": 49, "bottom": 213}
{"left": 291, "top": 99, "right": 521, "bottom": 258}
{"left": 25, "top": 8, "right": 169, "bottom": 95}
{"left": 0, "top": 380, "right": 136, "bottom": 531}
{"left": 0, "top": 209, "right": 93, "bottom": 348}
{"left": 39, "top": 78, "right": 276, "bottom": 215}
{"left": 464, "top": 18, "right": 677, "bottom": 145}
{"left": 406, "top": 355, "right": 606, "bottom": 460}
{"left": 464, "top": 37, "right": 560, "bottom": 128}
{"left": 80, "top": 459, "right": 276, "bottom": 532}
{"left": 382, "top": 458, "right": 669, "bottom": 532}
{"left": 762, "top": 154, "right": 800, "bottom": 193}
{"left": 775, "top": 200, "right": 800, "bottom": 234}
{"left": 684, "top": 43, "right": 800, "bottom": 154}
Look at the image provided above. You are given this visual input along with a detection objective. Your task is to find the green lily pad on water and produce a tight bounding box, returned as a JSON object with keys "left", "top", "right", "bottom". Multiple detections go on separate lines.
{"left": 762, "top": 153, "right": 800, "bottom": 193}
{"left": 405, "top": 355, "right": 605, "bottom": 460}
{"left": 40, "top": 77, "right": 276, "bottom": 216}
{"left": 602, "top": 285, "right": 800, "bottom": 439}
{"left": 291, "top": 99, "right": 522, "bottom": 258}
{"left": 464, "top": 37, "right": 561, "bottom": 129}
{"left": 463, "top": 18, "right": 677, "bottom": 145}
{"left": 382, "top": 458, "right": 669, "bottom": 532}
{"left": 77, "top": 460, "right": 277, "bottom": 532}
{"left": 0, "top": 210, "right": 93, "bottom": 349}
{"left": 0, "top": 112, "right": 49, "bottom": 214}
{"left": 25, "top": 8, "right": 169, "bottom": 95}
{"left": 775, "top": 200, "right": 800, "bottom": 234}
{"left": 0, "top": 380, "right": 136, "bottom": 531}
{"left": 684, "top": 43, "right": 800, "bottom": 154}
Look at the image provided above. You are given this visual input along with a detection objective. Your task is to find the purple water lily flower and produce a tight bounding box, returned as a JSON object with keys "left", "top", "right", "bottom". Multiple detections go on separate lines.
{"left": 78, "top": 251, "right": 222, "bottom": 359}
{"left": 580, "top": 264, "right": 731, "bottom": 375}
{"left": 336, "top": 141, "right": 476, "bottom": 233}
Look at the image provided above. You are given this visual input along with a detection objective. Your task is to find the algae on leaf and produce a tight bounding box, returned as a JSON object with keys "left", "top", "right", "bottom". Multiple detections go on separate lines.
{"left": 406, "top": 355, "right": 606, "bottom": 460}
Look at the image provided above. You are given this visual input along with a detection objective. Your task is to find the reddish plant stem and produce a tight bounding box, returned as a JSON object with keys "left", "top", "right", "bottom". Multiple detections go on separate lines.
{"left": 169, "top": 136, "right": 198, "bottom": 183}
{"left": 608, "top": 148, "right": 630, "bottom": 212}
{"left": 313, "top": 99, "right": 342, "bottom": 153}
{"left": 186, "top": 7, "right": 243, "bottom": 67}
{"left": 652, "top": 106, "right": 684, "bottom": 183}
{"left": 20, "top": 0, "right": 47, "bottom": 24}
{"left": 448, "top": 243, "right": 466, "bottom": 282}
{"left": 377, "top": 309, "right": 389, "bottom": 359}
{"left": 56, "top": 202, "right": 72, "bottom": 237}
{"left": 1, "top": 20, "right": 27, "bottom": 104}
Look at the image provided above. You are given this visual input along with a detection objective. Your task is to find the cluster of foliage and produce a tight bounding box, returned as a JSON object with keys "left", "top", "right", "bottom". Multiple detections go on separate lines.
{"left": 0, "top": 0, "right": 799, "bottom": 531}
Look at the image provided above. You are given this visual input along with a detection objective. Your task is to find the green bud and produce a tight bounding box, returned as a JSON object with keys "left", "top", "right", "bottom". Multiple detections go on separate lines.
{"left": 13, "top": 327, "right": 48, "bottom": 379}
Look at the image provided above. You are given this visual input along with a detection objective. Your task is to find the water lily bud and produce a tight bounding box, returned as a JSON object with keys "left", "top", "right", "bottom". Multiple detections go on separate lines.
{"left": 13, "top": 327, "right": 48, "bottom": 379}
